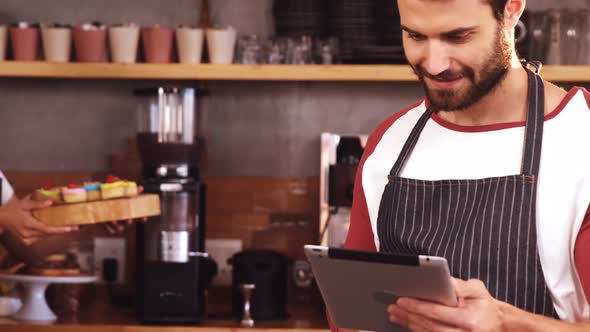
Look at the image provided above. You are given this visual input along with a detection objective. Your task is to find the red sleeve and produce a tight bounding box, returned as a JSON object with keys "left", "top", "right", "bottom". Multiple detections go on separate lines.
{"left": 574, "top": 207, "right": 590, "bottom": 302}
{"left": 343, "top": 141, "right": 378, "bottom": 252}
{"left": 575, "top": 88, "right": 590, "bottom": 300}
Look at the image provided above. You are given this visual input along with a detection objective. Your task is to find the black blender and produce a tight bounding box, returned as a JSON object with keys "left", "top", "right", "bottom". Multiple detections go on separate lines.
{"left": 134, "top": 87, "right": 215, "bottom": 324}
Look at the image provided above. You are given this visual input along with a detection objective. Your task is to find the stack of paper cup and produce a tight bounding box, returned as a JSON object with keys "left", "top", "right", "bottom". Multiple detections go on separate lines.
{"left": 206, "top": 26, "right": 237, "bottom": 64}
{"left": 141, "top": 26, "right": 173, "bottom": 63}
{"left": 41, "top": 24, "right": 72, "bottom": 63}
{"left": 73, "top": 23, "right": 107, "bottom": 62}
{"left": 10, "top": 22, "right": 40, "bottom": 61}
{"left": 0, "top": 25, "right": 6, "bottom": 61}
{"left": 109, "top": 24, "right": 139, "bottom": 63}
{"left": 176, "top": 26, "right": 204, "bottom": 64}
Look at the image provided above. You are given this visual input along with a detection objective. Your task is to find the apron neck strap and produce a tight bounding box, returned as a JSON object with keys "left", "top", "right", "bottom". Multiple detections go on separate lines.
{"left": 388, "top": 67, "right": 545, "bottom": 178}
{"left": 388, "top": 105, "right": 435, "bottom": 177}
{"left": 521, "top": 67, "right": 545, "bottom": 177}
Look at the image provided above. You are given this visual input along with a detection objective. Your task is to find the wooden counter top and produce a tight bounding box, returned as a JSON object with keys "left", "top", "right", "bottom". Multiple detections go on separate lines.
{"left": 0, "top": 304, "right": 329, "bottom": 332}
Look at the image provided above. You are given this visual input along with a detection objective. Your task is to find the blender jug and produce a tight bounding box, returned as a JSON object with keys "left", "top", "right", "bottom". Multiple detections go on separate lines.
{"left": 136, "top": 87, "right": 197, "bottom": 144}
{"left": 135, "top": 87, "right": 204, "bottom": 176}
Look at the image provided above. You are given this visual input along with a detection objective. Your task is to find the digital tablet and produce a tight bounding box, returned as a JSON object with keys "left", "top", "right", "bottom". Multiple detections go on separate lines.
{"left": 304, "top": 245, "right": 457, "bottom": 332}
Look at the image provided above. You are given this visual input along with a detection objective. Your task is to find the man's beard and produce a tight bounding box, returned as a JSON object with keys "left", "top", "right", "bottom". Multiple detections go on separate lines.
{"left": 412, "top": 26, "right": 512, "bottom": 112}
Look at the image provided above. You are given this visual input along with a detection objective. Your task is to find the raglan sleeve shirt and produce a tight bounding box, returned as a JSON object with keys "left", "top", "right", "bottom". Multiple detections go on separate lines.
{"left": 343, "top": 114, "right": 590, "bottom": 311}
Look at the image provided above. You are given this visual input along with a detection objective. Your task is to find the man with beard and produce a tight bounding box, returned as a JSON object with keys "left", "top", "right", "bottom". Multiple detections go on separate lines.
{"left": 340, "top": 0, "right": 590, "bottom": 331}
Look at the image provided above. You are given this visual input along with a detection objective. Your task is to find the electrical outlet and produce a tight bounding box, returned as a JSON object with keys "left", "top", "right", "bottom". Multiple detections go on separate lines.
{"left": 94, "top": 237, "right": 126, "bottom": 284}
{"left": 206, "top": 239, "right": 242, "bottom": 286}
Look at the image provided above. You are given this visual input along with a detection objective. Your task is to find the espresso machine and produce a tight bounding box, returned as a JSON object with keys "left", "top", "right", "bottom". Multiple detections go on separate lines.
{"left": 134, "top": 87, "right": 216, "bottom": 324}
{"left": 319, "top": 133, "right": 367, "bottom": 248}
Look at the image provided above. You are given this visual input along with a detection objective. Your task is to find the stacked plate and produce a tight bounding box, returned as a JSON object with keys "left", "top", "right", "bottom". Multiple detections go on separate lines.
{"left": 355, "top": 0, "right": 405, "bottom": 64}
{"left": 327, "top": 0, "right": 378, "bottom": 62}
{"left": 378, "top": 0, "right": 402, "bottom": 47}
{"left": 274, "top": 0, "right": 328, "bottom": 37}
{"left": 350, "top": 45, "right": 407, "bottom": 64}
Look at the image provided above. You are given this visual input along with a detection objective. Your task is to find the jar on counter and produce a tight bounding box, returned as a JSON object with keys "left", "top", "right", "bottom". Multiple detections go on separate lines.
{"left": 46, "top": 237, "right": 95, "bottom": 316}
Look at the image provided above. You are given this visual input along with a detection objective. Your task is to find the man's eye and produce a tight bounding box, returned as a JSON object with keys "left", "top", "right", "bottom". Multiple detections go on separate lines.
{"left": 445, "top": 34, "right": 470, "bottom": 42}
{"left": 408, "top": 33, "right": 426, "bottom": 41}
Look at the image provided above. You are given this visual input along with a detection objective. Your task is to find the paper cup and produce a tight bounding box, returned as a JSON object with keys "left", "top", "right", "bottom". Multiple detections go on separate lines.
{"left": 41, "top": 25, "right": 72, "bottom": 62}
{"left": 176, "top": 27, "right": 204, "bottom": 64}
{"left": 109, "top": 24, "right": 139, "bottom": 63}
{"left": 73, "top": 23, "right": 107, "bottom": 63}
{"left": 0, "top": 25, "right": 6, "bottom": 61}
{"left": 10, "top": 23, "right": 40, "bottom": 61}
{"left": 206, "top": 27, "right": 237, "bottom": 64}
{"left": 141, "top": 26, "right": 173, "bottom": 63}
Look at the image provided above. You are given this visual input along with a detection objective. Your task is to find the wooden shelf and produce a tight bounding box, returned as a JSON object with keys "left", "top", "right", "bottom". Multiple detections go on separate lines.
{"left": 0, "top": 61, "right": 587, "bottom": 82}
{"left": 0, "top": 61, "right": 416, "bottom": 81}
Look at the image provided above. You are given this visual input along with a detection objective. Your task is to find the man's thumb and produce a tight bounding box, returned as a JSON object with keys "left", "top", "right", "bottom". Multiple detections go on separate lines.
{"left": 453, "top": 278, "right": 488, "bottom": 298}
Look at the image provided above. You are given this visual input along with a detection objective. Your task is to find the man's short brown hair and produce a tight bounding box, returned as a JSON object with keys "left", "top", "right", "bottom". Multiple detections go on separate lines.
{"left": 489, "top": 0, "right": 508, "bottom": 21}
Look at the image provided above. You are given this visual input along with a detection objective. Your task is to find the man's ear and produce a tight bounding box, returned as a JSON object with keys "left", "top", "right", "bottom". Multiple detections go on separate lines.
{"left": 503, "top": 0, "right": 526, "bottom": 30}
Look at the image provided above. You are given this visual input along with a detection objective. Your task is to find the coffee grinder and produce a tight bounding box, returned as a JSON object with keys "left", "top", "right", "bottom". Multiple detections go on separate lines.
{"left": 134, "top": 87, "right": 215, "bottom": 324}
{"left": 319, "top": 133, "right": 366, "bottom": 248}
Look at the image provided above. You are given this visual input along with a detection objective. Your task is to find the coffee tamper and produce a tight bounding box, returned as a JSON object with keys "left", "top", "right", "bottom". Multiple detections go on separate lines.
{"left": 240, "top": 283, "right": 256, "bottom": 327}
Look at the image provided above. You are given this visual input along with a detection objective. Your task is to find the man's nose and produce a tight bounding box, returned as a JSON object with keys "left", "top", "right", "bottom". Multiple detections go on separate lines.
{"left": 422, "top": 41, "right": 451, "bottom": 76}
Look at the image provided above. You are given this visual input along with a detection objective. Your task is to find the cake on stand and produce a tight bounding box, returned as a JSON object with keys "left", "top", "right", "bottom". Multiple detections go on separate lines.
{"left": 0, "top": 274, "right": 97, "bottom": 322}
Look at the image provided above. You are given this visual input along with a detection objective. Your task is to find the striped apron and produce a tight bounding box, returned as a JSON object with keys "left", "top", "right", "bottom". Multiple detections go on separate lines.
{"left": 376, "top": 68, "right": 557, "bottom": 316}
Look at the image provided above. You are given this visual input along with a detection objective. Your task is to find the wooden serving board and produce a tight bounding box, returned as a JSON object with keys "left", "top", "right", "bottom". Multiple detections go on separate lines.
{"left": 31, "top": 194, "right": 161, "bottom": 227}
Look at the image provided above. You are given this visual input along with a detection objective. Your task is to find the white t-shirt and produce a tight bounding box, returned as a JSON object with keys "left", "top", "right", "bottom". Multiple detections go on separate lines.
{"left": 0, "top": 170, "right": 15, "bottom": 205}
{"left": 354, "top": 87, "right": 590, "bottom": 321}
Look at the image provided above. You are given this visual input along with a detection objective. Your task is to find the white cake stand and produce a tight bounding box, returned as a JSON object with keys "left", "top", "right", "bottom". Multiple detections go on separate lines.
{"left": 0, "top": 274, "right": 97, "bottom": 322}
